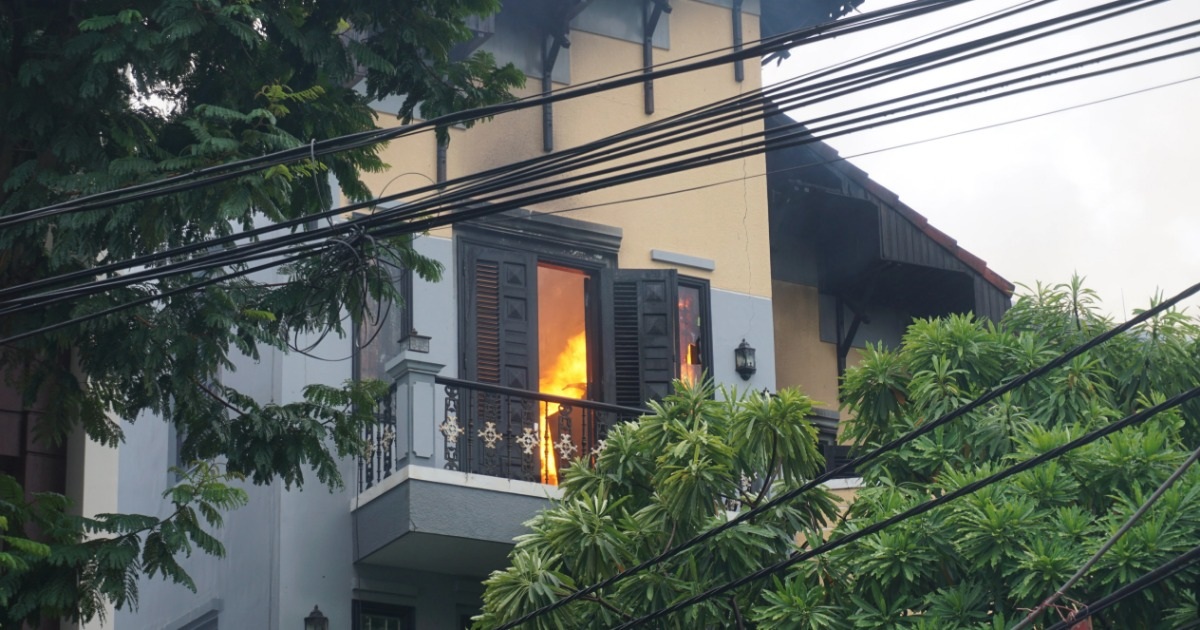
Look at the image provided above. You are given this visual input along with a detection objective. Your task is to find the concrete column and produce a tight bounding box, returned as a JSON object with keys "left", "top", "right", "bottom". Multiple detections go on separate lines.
{"left": 385, "top": 348, "right": 444, "bottom": 468}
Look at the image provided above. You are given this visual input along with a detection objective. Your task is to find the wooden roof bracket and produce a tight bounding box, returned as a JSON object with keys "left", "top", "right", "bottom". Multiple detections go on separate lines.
{"left": 541, "top": 32, "right": 568, "bottom": 153}
{"left": 835, "top": 281, "right": 876, "bottom": 380}
{"left": 733, "top": 0, "right": 744, "bottom": 82}
{"left": 643, "top": 0, "right": 672, "bottom": 114}
{"left": 541, "top": 0, "right": 594, "bottom": 152}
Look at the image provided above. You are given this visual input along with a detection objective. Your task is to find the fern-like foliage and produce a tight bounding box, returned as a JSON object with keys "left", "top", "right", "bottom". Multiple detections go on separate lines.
{"left": 0, "top": 0, "right": 520, "bottom": 625}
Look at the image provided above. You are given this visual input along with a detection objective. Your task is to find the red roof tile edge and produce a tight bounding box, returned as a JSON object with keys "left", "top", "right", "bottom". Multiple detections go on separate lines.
{"left": 805, "top": 139, "right": 1015, "bottom": 297}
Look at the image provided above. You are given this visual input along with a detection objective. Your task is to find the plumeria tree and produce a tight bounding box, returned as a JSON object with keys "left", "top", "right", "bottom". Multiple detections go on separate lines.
{"left": 478, "top": 279, "right": 1200, "bottom": 628}
{"left": 475, "top": 383, "right": 842, "bottom": 628}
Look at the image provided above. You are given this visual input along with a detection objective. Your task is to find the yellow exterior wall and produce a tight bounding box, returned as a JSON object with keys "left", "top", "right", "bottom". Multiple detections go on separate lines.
{"left": 771, "top": 280, "right": 862, "bottom": 410}
{"left": 361, "top": 0, "right": 772, "bottom": 298}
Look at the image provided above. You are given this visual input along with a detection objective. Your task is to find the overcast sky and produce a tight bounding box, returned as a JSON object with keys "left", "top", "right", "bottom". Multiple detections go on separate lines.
{"left": 763, "top": 0, "right": 1200, "bottom": 318}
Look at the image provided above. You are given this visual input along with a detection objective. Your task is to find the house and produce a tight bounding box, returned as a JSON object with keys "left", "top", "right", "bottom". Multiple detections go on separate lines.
{"left": 28, "top": 0, "right": 1013, "bottom": 628}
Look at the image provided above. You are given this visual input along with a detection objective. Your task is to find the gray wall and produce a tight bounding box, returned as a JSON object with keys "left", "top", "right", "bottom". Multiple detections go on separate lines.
{"left": 710, "top": 288, "right": 777, "bottom": 393}
{"left": 116, "top": 339, "right": 285, "bottom": 629}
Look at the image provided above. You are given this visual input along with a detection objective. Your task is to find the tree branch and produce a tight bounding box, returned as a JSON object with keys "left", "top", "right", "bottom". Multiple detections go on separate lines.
{"left": 751, "top": 432, "right": 779, "bottom": 508}
{"left": 579, "top": 594, "right": 633, "bottom": 620}
{"left": 193, "top": 378, "right": 249, "bottom": 417}
{"left": 731, "top": 596, "right": 746, "bottom": 630}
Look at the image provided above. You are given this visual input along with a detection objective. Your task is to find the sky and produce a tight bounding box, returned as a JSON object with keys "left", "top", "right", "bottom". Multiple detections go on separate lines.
{"left": 762, "top": 0, "right": 1200, "bottom": 318}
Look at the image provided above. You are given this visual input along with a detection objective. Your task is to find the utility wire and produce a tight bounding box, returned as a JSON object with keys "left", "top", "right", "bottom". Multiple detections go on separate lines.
{"left": 455, "top": 0, "right": 1186, "bottom": 228}
{"left": 0, "top": 0, "right": 975, "bottom": 303}
{"left": 59, "top": 66, "right": 1193, "bottom": 369}
{"left": 4, "top": 12, "right": 1190, "bottom": 318}
{"left": 5, "top": 38, "right": 1198, "bottom": 344}
{"left": 1011, "top": 441, "right": 1200, "bottom": 630}
{"left": 492, "top": 279, "right": 1200, "bottom": 629}
{"left": 0, "top": 0, "right": 970, "bottom": 229}
{"left": 614, "top": 384, "right": 1200, "bottom": 629}
{"left": 0, "top": 0, "right": 1162, "bottom": 308}
{"left": 1042, "top": 544, "right": 1200, "bottom": 630}
{"left": 508, "top": 70, "right": 1200, "bottom": 227}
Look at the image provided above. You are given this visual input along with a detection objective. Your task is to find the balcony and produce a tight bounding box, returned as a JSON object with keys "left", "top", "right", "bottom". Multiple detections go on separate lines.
{"left": 352, "top": 353, "right": 646, "bottom": 575}
{"left": 359, "top": 377, "right": 646, "bottom": 492}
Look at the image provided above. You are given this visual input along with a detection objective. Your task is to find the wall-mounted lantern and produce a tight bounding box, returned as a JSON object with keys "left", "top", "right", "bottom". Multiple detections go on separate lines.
{"left": 734, "top": 339, "right": 756, "bottom": 381}
{"left": 304, "top": 605, "right": 329, "bottom": 630}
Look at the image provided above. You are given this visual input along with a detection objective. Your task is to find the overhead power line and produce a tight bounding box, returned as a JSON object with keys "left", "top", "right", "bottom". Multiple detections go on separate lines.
{"left": 491, "top": 278, "right": 1200, "bottom": 630}
{"left": 3, "top": 0, "right": 1190, "bottom": 324}
{"left": 0, "top": 0, "right": 973, "bottom": 230}
{"left": 0, "top": 0, "right": 999, "bottom": 308}
{"left": 614, "top": 383, "right": 1200, "bottom": 629}
{"left": 1042, "top": 544, "right": 1200, "bottom": 630}
{"left": 513, "top": 70, "right": 1200, "bottom": 227}
{"left": 4, "top": 34, "right": 1197, "bottom": 344}
{"left": 1012, "top": 441, "right": 1200, "bottom": 630}
{"left": 13, "top": 62, "right": 1195, "bottom": 354}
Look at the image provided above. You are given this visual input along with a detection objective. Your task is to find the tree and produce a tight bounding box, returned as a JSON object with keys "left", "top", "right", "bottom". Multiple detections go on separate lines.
{"left": 474, "top": 383, "right": 843, "bottom": 628}
{"left": 0, "top": 1, "right": 522, "bottom": 625}
{"left": 804, "top": 279, "right": 1200, "bottom": 628}
{"left": 477, "top": 279, "right": 1200, "bottom": 628}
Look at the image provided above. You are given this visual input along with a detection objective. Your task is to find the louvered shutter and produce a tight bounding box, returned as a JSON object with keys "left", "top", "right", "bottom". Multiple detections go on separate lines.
{"left": 462, "top": 244, "right": 539, "bottom": 479}
{"left": 604, "top": 269, "right": 679, "bottom": 409}
{"left": 463, "top": 245, "right": 538, "bottom": 390}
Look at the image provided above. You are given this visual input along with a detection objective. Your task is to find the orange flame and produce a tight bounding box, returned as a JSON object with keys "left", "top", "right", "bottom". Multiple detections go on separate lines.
{"left": 538, "top": 331, "right": 588, "bottom": 485}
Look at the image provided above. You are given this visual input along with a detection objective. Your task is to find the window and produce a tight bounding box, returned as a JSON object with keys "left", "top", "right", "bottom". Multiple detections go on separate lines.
{"left": 353, "top": 601, "right": 415, "bottom": 630}
{"left": 677, "top": 277, "right": 712, "bottom": 387}
{"left": 457, "top": 223, "right": 712, "bottom": 480}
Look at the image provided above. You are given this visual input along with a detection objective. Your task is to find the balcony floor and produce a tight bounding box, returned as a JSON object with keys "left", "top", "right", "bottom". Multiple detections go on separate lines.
{"left": 353, "top": 465, "right": 563, "bottom": 576}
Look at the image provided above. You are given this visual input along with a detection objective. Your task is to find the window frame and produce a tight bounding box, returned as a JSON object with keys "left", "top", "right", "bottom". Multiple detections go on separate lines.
{"left": 454, "top": 223, "right": 617, "bottom": 394}
{"left": 677, "top": 275, "right": 714, "bottom": 386}
{"left": 454, "top": 217, "right": 715, "bottom": 406}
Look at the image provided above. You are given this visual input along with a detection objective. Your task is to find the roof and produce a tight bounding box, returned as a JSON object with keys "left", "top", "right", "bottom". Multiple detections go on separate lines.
{"left": 799, "top": 138, "right": 1015, "bottom": 297}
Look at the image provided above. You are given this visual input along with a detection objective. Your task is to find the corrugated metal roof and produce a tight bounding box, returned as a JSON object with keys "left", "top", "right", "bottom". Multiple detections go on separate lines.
{"left": 801, "top": 139, "right": 1015, "bottom": 298}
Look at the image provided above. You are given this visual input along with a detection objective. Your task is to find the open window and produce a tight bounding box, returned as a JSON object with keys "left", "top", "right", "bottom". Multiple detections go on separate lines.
{"left": 458, "top": 224, "right": 711, "bottom": 483}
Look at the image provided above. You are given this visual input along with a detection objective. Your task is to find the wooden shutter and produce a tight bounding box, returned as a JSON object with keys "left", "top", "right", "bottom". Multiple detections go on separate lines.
{"left": 463, "top": 244, "right": 538, "bottom": 390}
{"left": 462, "top": 243, "right": 539, "bottom": 479}
{"left": 604, "top": 269, "right": 678, "bottom": 408}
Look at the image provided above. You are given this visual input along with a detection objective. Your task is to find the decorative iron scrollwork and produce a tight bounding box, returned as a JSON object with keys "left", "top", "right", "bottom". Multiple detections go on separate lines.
{"left": 516, "top": 427, "right": 539, "bottom": 455}
{"left": 555, "top": 432, "right": 578, "bottom": 460}
{"left": 478, "top": 421, "right": 503, "bottom": 448}
{"left": 443, "top": 385, "right": 462, "bottom": 471}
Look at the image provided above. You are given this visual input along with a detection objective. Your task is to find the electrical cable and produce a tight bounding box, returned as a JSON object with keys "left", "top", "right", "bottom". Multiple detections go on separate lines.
{"left": 1012, "top": 441, "right": 1200, "bottom": 630}
{"left": 0, "top": 0, "right": 953, "bottom": 303}
{"left": 445, "top": 0, "right": 1184, "bottom": 229}
{"left": 497, "top": 70, "right": 1200, "bottom": 227}
{"left": 18, "top": 60, "right": 1194, "bottom": 359}
{"left": 0, "top": 250, "right": 315, "bottom": 348}
{"left": 491, "top": 278, "right": 1200, "bottom": 630}
{"left": 0, "top": 0, "right": 971, "bottom": 229}
{"left": 6, "top": 13, "right": 1191, "bottom": 318}
{"left": 0, "top": 0, "right": 1162, "bottom": 307}
{"left": 5, "top": 35, "right": 1197, "bottom": 342}
{"left": 1042, "top": 544, "right": 1200, "bottom": 630}
{"left": 0, "top": 0, "right": 989, "bottom": 315}
{"left": 614, "top": 384, "right": 1200, "bottom": 629}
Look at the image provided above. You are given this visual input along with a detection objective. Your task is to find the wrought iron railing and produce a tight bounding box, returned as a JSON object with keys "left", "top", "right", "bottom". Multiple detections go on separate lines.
{"left": 436, "top": 377, "right": 646, "bottom": 484}
{"left": 359, "top": 380, "right": 399, "bottom": 492}
{"left": 357, "top": 378, "right": 859, "bottom": 493}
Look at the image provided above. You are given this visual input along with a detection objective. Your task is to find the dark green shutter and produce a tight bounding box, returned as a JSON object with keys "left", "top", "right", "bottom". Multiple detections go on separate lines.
{"left": 605, "top": 269, "right": 678, "bottom": 408}
{"left": 462, "top": 244, "right": 539, "bottom": 479}
{"left": 463, "top": 245, "right": 538, "bottom": 390}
